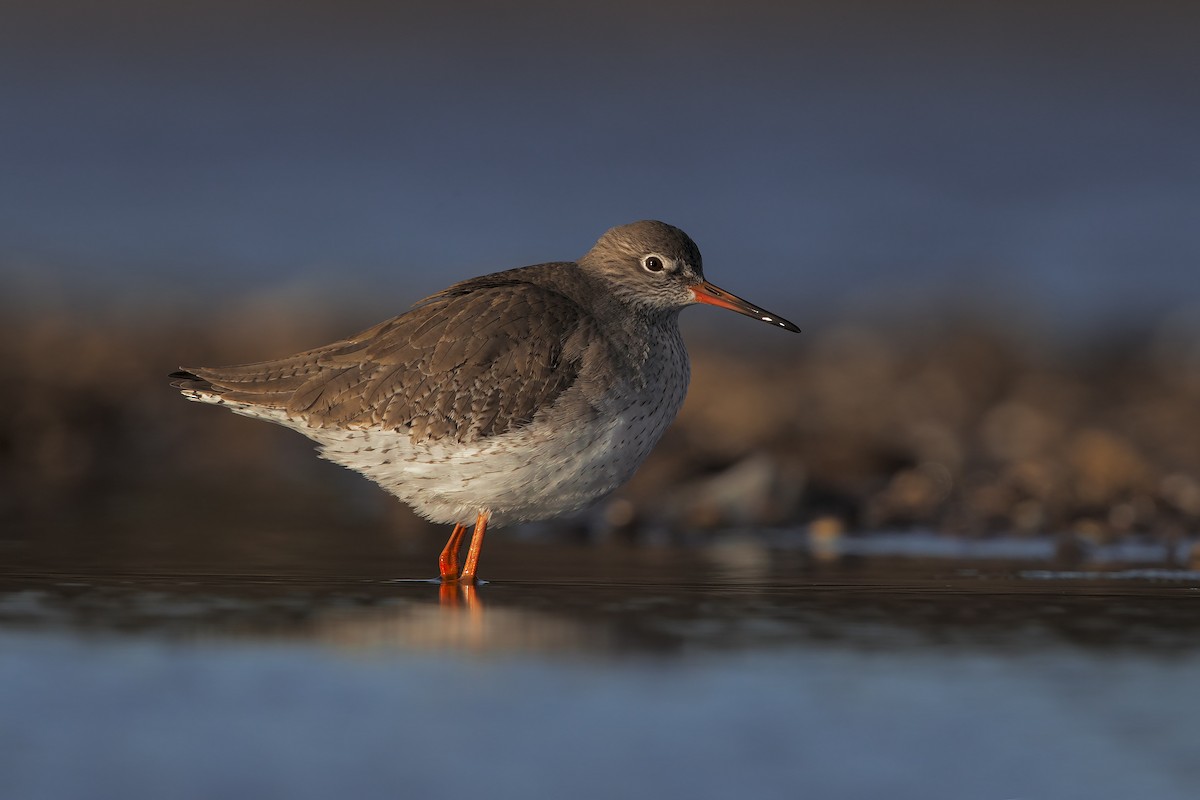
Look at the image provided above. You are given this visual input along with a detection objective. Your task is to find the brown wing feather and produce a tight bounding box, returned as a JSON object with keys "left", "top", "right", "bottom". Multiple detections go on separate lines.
{"left": 178, "top": 277, "right": 595, "bottom": 443}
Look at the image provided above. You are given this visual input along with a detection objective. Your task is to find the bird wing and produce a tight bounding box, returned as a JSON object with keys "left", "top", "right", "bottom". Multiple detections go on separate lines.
{"left": 174, "top": 276, "right": 601, "bottom": 443}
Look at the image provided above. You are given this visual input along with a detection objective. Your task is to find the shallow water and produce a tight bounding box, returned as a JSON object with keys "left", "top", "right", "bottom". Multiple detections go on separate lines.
{"left": 3, "top": 537, "right": 1199, "bottom": 800}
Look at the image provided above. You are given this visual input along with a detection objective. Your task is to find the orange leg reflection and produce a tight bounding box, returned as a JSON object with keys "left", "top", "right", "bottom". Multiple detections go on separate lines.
{"left": 438, "top": 523, "right": 468, "bottom": 582}
{"left": 438, "top": 581, "right": 483, "bottom": 611}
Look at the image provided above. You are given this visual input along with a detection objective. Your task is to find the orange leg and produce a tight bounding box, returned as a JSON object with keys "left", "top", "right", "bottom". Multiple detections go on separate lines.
{"left": 438, "top": 523, "right": 468, "bottom": 583}
{"left": 459, "top": 511, "right": 490, "bottom": 583}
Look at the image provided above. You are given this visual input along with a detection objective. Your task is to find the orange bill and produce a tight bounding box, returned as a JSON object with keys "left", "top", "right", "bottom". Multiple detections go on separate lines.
{"left": 691, "top": 280, "right": 800, "bottom": 332}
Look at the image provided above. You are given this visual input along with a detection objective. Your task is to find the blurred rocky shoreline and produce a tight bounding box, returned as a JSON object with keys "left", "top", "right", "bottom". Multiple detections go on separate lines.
{"left": 3, "top": 304, "right": 1199, "bottom": 561}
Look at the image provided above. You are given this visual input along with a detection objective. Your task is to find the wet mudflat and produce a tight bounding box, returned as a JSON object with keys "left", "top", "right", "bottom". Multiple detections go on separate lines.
{"left": 3, "top": 537, "right": 1198, "bottom": 800}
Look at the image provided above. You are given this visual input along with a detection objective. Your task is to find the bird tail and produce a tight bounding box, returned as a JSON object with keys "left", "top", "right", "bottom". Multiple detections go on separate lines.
{"left": 169, "top": 369, "right": 216, "bottom": 392}
{"left": 169, "top": 369, "right": 231, "bottom": 406}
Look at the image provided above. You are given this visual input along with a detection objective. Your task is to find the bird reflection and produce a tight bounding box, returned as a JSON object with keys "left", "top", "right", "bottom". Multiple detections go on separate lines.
{"left": 438, "top": 580, "right": 483, "bottom": 611}
{"left": 304, "top": 580, "right": 608, "bottom": 655}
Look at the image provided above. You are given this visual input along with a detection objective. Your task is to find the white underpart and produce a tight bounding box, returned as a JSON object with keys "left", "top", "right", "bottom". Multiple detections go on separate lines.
{"left": 309, "top": 392, "right": 679, "bottom": 526}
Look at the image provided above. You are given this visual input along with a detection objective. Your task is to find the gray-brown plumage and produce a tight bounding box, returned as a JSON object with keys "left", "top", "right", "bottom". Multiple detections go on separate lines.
{"left": 172, "top": 220, "right": 798, "bottom": 582}
{"left": 173, "top": 272, "right": 594, "bottom": 443}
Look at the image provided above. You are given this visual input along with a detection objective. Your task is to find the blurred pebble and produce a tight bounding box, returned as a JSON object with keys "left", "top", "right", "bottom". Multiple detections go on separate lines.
{"left": 807, "top": 515, "right": 845, "bottom": 562}
{"left": 4, "top": 311, "right": 1200, "bottom": 547}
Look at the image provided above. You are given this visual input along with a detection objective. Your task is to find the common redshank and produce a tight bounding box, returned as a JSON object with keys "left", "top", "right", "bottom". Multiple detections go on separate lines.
{"left": 171, "top": 220, "right": 798, "bottom": 582}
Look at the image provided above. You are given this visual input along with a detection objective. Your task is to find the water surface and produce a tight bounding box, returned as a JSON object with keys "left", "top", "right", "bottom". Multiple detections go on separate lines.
{"left": 3, "top": 540, "right": 1198, "bottom": 800}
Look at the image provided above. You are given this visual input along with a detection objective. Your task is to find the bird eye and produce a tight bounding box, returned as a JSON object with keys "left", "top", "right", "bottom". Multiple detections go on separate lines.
{"left": 642, "top": 255, "right": 666, "bottom": 273}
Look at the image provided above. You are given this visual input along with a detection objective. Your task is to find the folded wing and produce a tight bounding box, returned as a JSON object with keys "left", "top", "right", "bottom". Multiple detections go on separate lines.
{"left": 172, "top": 279, "right": 597, "bottom": 443}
